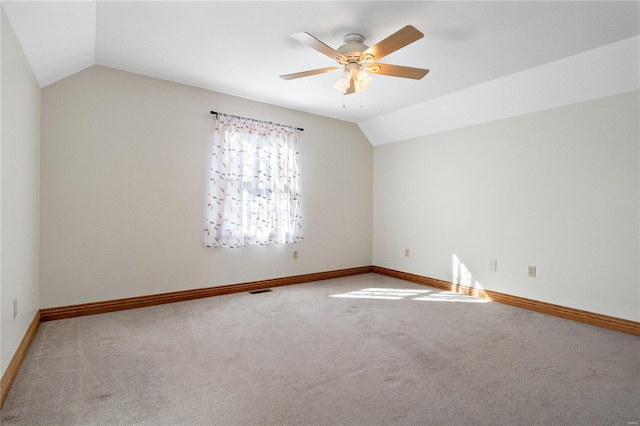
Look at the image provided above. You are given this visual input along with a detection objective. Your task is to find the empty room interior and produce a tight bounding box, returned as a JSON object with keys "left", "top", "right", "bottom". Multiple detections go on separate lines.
{"left": 1, "top": 1, "right": 639, "bottom": 424}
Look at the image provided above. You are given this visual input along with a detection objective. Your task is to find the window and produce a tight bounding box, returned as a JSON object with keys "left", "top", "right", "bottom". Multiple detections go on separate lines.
{"left": 204, "top": 113, "right": 303, "bottom": 248}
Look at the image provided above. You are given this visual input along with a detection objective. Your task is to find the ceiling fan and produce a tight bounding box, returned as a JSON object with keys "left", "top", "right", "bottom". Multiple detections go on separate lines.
{"left": 280, "top": 25, "right": 429, "bottom": 95}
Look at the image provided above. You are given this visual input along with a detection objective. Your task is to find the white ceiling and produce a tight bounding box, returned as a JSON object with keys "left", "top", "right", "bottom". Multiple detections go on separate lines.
{"left": 3, "top": 1, "right": 639, "bottom": 134}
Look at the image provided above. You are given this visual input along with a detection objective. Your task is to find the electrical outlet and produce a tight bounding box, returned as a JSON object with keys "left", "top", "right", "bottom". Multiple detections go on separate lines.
{"left": 405, "top": 249, "right": 410, "bottom": 257}
{"left": 528, "top": 266, "right": 536, "bottom": 278}
{"left": 13, "top": 298, "right": 18, "bottom": 319}
{"left": 293, "top": 251, "right": 298, "bottom": 260}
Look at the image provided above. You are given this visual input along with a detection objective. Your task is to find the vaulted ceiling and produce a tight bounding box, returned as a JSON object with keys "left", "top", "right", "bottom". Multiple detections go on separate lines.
{"left": 3, "top": 1, "right": 639, "bottom": 145}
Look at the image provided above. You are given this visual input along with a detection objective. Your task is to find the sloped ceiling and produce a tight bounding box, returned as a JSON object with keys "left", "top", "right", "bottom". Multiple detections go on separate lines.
{"left": 3, "top": 1, "right": 639, "bottom": 145}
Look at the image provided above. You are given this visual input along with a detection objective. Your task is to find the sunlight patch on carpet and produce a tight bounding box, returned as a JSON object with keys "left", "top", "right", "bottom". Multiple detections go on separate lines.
{"left": 413, "top": 291, "right": 490, "bottom": 303}
{"left": 330, "top": 288, "right": 489, "bottom": 303}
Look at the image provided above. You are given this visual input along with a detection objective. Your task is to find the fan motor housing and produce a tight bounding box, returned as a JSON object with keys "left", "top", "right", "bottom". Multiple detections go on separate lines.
{"left": 337, "top": 33, "right": 369, "bottom": 63}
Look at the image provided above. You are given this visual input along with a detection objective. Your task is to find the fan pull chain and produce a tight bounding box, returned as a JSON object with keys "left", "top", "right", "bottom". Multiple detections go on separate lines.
{"left": 342, "top": 93, "right": 346, "bottom": 108}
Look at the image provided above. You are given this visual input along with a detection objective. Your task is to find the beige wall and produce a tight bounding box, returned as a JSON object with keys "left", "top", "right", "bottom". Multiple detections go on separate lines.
{"left": 373, "top": 91, "right": 640, "bottom": 321}
{"left": 1, "top": 9, "right": 41, "bottom": 375}
{"left": 40, "top": 66, "right": 373, "bottom": 308}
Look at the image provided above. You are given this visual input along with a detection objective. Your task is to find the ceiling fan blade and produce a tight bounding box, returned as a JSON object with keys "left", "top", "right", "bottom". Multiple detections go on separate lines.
{"left": 291, "top": 32, "right": 347, "bottom": 62}
{"left": 345, "top": 76, "right": 356, "bottom": 95}
{"left": 279, "top": 67, "right": 340, "bottom": 80}
{"left": 368, "top": 63, "right": 429, "bottom": 80}
{"left": 361, "top": 25, "right": 424, "bottom": 62}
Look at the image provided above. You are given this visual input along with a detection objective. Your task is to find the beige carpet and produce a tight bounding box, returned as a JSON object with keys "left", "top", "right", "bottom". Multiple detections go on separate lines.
{"left": 2, "top": 273, "right": 639, "bottom": 425}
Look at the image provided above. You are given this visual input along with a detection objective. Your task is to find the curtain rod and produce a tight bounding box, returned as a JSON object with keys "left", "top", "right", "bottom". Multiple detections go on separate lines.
{"left": 210, "top": 111, "right": 304, "bottom": 132}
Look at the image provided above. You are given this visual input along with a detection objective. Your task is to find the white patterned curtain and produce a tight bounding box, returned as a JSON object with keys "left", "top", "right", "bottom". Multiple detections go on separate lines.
{"left": 204, "top": 113, "right": 303, "bottom": 248}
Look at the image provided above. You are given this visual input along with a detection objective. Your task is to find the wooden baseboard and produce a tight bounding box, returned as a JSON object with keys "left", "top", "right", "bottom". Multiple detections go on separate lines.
{"left": 1, "top": 311, "right": 41, "bottom": 408}
{"left": 372, "top": 266, "right": 640, "bottom": 336}
{"left": 39, "top": 265, "right": 640, "bottom": 335}
{"left": 40, "top": 266, "right": 374, "bottom": 322}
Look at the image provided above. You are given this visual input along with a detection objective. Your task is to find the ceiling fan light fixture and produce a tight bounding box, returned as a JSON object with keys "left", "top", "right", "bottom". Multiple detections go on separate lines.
{"left": 356, "top": 69, "right": 373, "bottom": 91}
{"left": 336, "top": 70, "right": 352, "bottom": 90}
{"left": 333, "top": 82, "right": 347, "bottom": 93}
